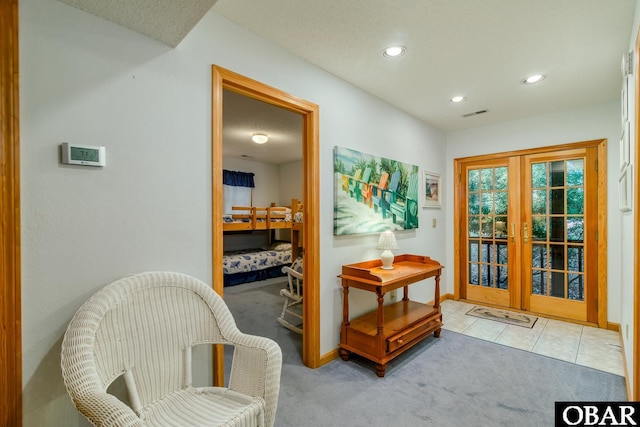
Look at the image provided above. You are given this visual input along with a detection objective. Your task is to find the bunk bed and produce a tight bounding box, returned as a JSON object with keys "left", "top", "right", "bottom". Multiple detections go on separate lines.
{"left": 222, "top": 198, "right": 304, "bottom": 287}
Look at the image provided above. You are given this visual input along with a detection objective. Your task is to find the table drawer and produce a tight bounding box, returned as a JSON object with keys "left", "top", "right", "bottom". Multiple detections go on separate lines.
{"left": 387, "top": 316, "right": 441, "bottom": 353}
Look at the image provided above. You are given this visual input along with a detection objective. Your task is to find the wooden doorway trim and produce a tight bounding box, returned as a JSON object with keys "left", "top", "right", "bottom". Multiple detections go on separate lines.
{"left": 633, "top": 25, "right": 640, "bottom": 401}
{"left": 0, "top": 0, "right": 22, "bottom": 425}
{"left": 453, "top": 139, "right": 607, "bottom": 327}
{"left": 211, "top": 66, "right": 320, "bottom": 383}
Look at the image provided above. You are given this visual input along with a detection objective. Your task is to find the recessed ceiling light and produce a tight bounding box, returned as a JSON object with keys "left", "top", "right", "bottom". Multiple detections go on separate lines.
{"left": 251, "top": 133, "right": 269, "bottom": 144}
{"left": 450, "top": 96, "right": 466, "bottom": 103}
{"left": 522, "top": 74, "right": 546, "bottom": 84}
{"left": 383, "top": 45, "right": 406, "bottom": 58}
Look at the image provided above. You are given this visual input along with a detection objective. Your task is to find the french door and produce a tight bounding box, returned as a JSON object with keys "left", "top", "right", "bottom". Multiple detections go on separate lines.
{"left": 456, "top": 143, "right": 603, "bottom": 324}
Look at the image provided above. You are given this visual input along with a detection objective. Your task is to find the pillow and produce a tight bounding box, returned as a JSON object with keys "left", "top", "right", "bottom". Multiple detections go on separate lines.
{"left": 269, "top": 242, "right": 292, "bottom": 251}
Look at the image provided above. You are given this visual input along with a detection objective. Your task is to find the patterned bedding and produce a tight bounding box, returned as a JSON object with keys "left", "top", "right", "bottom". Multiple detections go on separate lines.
{"left": 222, "top": 248, "right": 292, "bottom": 276}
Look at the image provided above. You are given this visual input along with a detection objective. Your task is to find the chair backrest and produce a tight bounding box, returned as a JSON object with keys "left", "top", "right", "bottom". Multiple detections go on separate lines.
{"left": 289, "top": 257, "right": 303, "bottom": 275}
{"left": 377, "top": 172, "right": 389, "bottom": 190}
{"left": 361, "top": 167, "right": 372, "bottom": 184}
{"left": 61, "top": 272, "right": 236, "bottom": 412}
{"left": 406, "top": 173, "right": 419, "bottom": 201}
{"left": 388, "top": 170, "right": 401, "bottom": 192}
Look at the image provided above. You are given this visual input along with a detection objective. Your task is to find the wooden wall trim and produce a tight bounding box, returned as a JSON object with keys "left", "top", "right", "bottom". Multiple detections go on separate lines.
{"left": 211, "top": 66, "right": 321, "bottom": 379}
{"left": 633, "top": 25, "right": 640, "bottom": 401}
{"left": 0, "top": 0, "right": 22, "bottom": 425}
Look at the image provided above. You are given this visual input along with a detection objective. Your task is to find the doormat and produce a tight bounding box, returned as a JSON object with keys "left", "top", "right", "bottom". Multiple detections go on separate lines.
{"left": 466, "top": 306, "right": 538, "bottom": 328}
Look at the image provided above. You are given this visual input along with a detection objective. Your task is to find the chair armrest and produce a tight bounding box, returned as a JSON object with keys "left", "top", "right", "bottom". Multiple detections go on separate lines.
{"left": 282, "top": 267, "right": 303, "bottom": 281}
{"left": 228, "top": 334, "right": 282, "bottom": 427}
{"left": 69, "top": 390, "right": 143, "bottom": 427}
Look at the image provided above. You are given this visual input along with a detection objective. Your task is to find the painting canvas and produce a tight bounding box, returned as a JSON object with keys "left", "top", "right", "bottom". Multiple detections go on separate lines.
{"left": 334, "top": 146, "right": 419, "bottom": 236}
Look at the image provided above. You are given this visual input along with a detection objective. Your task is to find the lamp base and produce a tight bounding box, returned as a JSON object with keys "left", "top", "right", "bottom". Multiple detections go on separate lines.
{"left": 380, "top": 250, "right": 395, "bottom": 270}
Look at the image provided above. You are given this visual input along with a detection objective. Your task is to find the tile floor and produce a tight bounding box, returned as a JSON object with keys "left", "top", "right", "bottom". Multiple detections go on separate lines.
{"left": 441, "top": 299, "right": 625, "bottom": 377}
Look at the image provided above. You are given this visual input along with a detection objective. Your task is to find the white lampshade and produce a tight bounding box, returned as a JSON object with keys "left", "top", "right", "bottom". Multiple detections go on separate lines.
{"left": 376, "top": 231, "right": 398, "bottom": 270}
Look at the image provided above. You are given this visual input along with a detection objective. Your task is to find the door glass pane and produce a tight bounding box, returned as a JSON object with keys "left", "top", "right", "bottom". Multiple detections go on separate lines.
{"left": 466, "top": 166, "right": 508, "bottom": 290}
{"left": 495, "top": 167, "right": 508, "bottom": 190}
{"left": 495, "top": 217, "right": 507, "bottom": 238}
{"left": 528, "top": 157, "right": 586, "bottom": 304}
{"left": 550, "top": 244, "right": 564, "bottom": 270}
{"left": 469, "top": 217, "right": 479, "bottom": 237}
{"left": 481, "top": 193, "right": 493, "bottom": 214}
{"left": 551, "top": 189, "right": 565, "bottom": 214}
{"left": 532, "top": 244, "right": 547, "bottom": 268}
{"left": 481, "top": 169, "right": 493, "bottom": 190}
{"left": 469, "top": 263, "right": 479, "bottom": 285}
{"left": 481, "top": 216, "right": 493, "bottom": 238}
{"left": 532, "top": 270, "right": 546, "bottom": 295}
{"left": 550, "top": 272, "right": 565, "bottom": 298}
{"left": 532, "top": 190, "right": 547, "bottom": 214}
{"left": 550, "top": 217, "right": 565, "bottom": 241}
{"left": 550, "top": 161, "right": 564, "bottom": 187}
{"left": 567, "top": 246, "right": 584, "bottom": 272}
{"left": 468, "top": 170, "right": 479, "bottom": 191}
{"left": 469, "top": 241, "right": 479, "bottom": 261}
{"left": 568, "top": 273, "right": 584, "bottom": 301}
{"left": 567, "top": 217, "right": 584, "bottom": 242}
{"left": 532, "top": 163, "right": 546, "bottom": 188}
{"left": 567, "top": 188, "right": 584, "bottom": 214}
{"left": 532, "top": 217, "right": 547, "bottom": 240}
{"left": 468, "top": 194, "right": 479, "bottom": 214}
{"left": 498, "top": 243, "right": 508, "bottom": 264}
{"left": 495, "top": 192, "right": 508, "bottom": 215}
{"left": 566, "top": 160, "right": 584, "bottom": 186}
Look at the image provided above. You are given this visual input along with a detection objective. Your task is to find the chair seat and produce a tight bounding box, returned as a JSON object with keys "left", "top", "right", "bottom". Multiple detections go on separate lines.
{"left": 142, "top": 387, "right": 265, "bottom": 427}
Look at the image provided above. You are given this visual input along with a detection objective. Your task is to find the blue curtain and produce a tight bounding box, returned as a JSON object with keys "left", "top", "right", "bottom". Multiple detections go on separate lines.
{"left": 223, "top": 170, "right": 255, "bottom": 188}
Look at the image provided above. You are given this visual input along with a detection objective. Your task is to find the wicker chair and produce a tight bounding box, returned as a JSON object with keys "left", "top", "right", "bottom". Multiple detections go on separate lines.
{"left": 61, "top": 271, "right": 282, "bottom": 427}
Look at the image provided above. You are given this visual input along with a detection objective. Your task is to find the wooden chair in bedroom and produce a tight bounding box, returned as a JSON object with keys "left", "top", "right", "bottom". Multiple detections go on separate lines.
{"left": 278, "top": 258, "right": 303, "bottom": 334}
{"left": 61, "top": 271, "right": 282, "bottom": 427}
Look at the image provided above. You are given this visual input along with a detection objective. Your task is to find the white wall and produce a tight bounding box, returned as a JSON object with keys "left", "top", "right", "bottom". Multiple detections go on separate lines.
{"left": 20, "top": 1, "right": 446, "bottom": 425}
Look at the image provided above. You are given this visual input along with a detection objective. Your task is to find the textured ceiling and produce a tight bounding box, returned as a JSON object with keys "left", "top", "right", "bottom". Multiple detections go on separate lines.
{"left": 57, "top": 0, "right": 218, "bottom": 47}
{"left": 56, "top": 0, "right": 636, "bottom": 163}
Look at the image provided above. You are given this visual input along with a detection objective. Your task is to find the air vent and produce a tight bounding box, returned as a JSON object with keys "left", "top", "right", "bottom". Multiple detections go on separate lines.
{"left": 462, "top": 109, "right": 489, "bottom": 118}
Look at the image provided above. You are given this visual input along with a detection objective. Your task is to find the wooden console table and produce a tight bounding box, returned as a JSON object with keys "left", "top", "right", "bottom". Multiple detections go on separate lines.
{"left": 338, "top": 254, "right": 444, "bottom": 377}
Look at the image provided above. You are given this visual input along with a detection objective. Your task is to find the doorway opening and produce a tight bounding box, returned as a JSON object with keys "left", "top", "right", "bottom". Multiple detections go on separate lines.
{"left": 211, "top": 66, "right": 320, "bottom": 385}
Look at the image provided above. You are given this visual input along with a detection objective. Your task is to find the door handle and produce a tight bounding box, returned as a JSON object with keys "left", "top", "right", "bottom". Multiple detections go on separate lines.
{"left": 523, "top": 223, "right": 529, "bottom": 243}
{"left": 509, "top": 223, "right": 516, "bottom": 242}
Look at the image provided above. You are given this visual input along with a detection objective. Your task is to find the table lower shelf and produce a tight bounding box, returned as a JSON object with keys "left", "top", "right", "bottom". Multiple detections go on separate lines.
{"left": 340, "top": 300, "right": 442, "bottom": 375}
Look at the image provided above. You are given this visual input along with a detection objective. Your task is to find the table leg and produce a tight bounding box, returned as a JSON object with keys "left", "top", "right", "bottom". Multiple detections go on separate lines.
{"left": 375, "top": 363, "right": 386, "bottom": 377}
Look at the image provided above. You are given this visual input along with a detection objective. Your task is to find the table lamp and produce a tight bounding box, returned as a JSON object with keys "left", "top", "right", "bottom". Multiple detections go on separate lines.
{"left": 376, "top": 230, "right": 399, "bottom": 270}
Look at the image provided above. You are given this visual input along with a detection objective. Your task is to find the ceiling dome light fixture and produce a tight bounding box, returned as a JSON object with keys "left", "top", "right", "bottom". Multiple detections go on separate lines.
{"left": 450, "top": 95, "right": 466, "bottom": 103}
{"left": 383, "top": 45, "right": 406, "bottom": 58}
{"left": 522, "top": 74, "right": 546, "bottom": 84}
{"left": 251, "top": 133, "right": 269, "bottom": 144}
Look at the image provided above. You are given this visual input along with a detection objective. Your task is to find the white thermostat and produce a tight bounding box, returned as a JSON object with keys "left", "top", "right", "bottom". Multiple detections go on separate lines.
{"left": 61, "top": 142, "right": 106, "bottom": 167}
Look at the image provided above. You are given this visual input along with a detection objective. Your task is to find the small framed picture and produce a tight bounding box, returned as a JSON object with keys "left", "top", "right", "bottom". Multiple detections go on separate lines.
{"left": 423, "top": 170, "right": 441, "bottom": 208}
{"left": 619, "top": 165, "right": 632, "bottom": 212}
{"left": 620, "top": 120, "right": 630, "bottom": 171}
